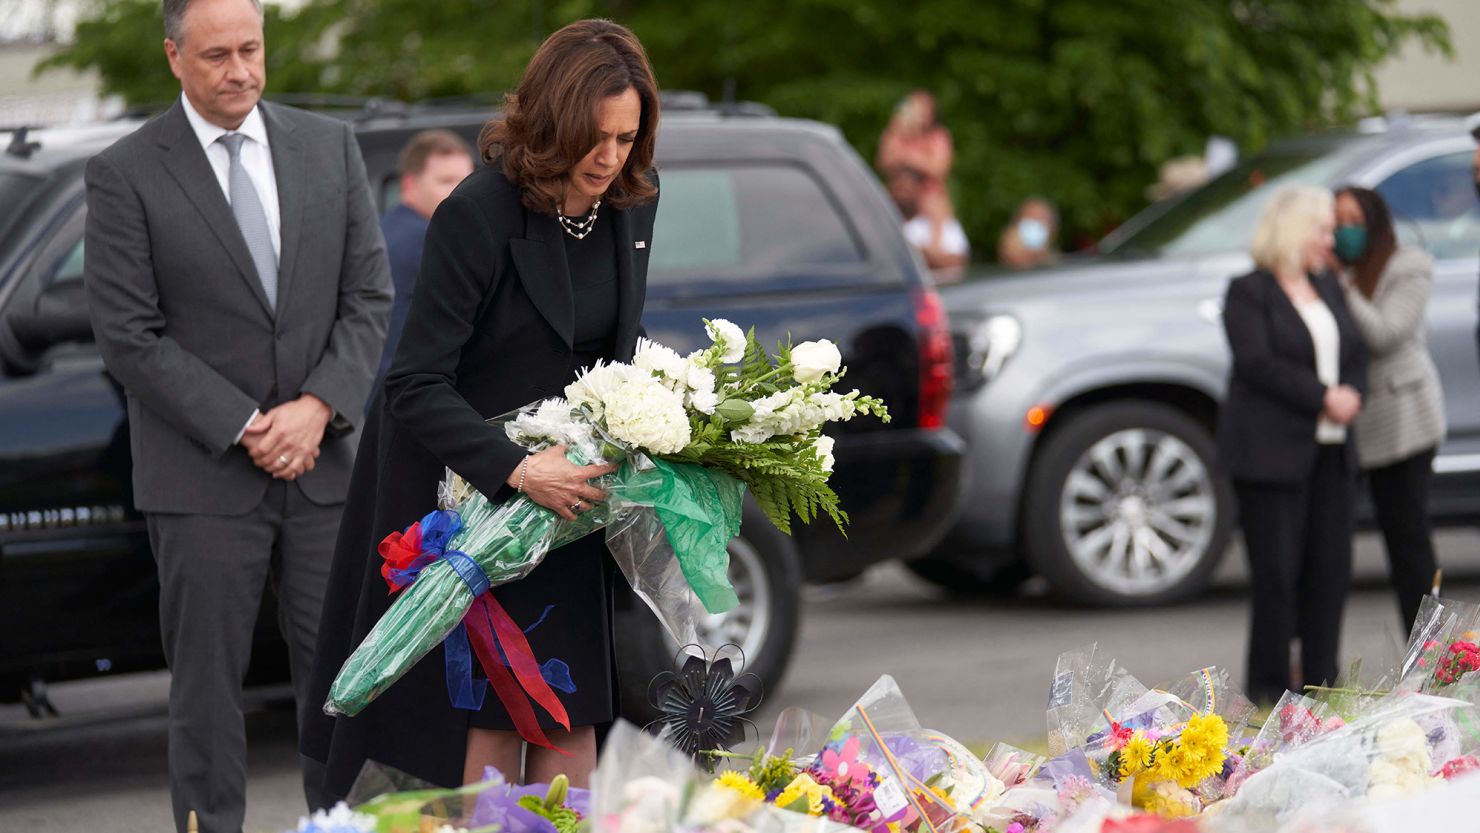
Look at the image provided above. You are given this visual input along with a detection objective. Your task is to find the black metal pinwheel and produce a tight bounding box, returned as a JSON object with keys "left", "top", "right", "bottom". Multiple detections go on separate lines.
{"left": 645, "top": 643, "right": 763, "bottom": 759}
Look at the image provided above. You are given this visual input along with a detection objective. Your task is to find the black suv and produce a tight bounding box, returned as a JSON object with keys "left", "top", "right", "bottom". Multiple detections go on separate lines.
{"left": 0, "top": 98, "right": 963, "bottom": 717}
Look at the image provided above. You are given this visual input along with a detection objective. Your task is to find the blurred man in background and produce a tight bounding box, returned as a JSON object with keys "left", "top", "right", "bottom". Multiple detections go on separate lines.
{"left": 372, "top": 129, "right": 475, "bottom": 397}
{"left": 886, "top": 165, "right": 969, "bottom": 280}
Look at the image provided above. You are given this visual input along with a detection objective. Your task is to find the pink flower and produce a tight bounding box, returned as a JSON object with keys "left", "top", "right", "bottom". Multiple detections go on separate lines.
{"left": 1006, "top": 824, "right": 1025, "bottom": 833}
{"left": 820, "top": 737, "right": 872, "bottom": 789}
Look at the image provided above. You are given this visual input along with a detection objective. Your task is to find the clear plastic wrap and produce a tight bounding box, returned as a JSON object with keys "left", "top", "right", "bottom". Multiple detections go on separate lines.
{"left": 326, "top": 404, "right": 744, "bottom": 719}
{"left": 1210, "top": 692, "right": 1471, "bottom": 830}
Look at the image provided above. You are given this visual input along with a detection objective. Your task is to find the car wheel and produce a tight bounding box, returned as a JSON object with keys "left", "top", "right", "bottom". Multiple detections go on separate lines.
{"left": 616, "top": 500, "right": 802, "bottom": 724}
{"left": 903, "top": 556, "right": 1032, "bottom": 596}
{"left": 1022, "top": 401, "right": 1232, "bottom": 606}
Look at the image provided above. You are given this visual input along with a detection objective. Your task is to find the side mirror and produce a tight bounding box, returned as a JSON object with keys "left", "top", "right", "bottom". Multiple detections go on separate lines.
{"left": 6, "top": 279, "right": 94, "bottom": 355}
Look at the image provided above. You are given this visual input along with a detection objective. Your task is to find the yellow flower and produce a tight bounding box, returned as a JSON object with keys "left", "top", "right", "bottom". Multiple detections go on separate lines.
{"left": 1138, "top": 781, "right": 1200, "bottom": 818}
{"left": 773, "top": 774, "right": 834, "bottom": 816}
{"left": 1119, "top": 734, "right": 1155, "bottom": 778}
{"left": 715, "top": 771, "right": 765, "bottom": 801}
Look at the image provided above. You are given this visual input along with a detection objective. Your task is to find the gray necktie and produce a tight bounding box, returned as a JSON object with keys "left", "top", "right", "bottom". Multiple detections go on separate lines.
{"left": 218, "top": 132, "right": 278, "bottom": 310}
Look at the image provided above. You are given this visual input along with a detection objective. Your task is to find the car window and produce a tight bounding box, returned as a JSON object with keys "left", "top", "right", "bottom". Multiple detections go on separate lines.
{"left": 1101, "top": 147, "right": 1361, "bottom": 258}
{"left": 648, "top": 164, "right": 863, "bottom": 283}
{"left": 1376, "top": 151, "right": 1480, "bottom": 261}
{"left": 48, "top": 238, "right": 85, "bottom": 287}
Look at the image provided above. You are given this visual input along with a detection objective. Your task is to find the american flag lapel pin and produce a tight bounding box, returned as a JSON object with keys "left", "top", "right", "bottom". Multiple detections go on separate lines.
{"left": 635, "top": 241, "right": 646, "bottom": 249}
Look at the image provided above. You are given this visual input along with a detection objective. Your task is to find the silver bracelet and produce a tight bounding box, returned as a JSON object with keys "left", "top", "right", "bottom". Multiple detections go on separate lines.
{"left": 515, "top": 456, "right": 530, "bottom": 493}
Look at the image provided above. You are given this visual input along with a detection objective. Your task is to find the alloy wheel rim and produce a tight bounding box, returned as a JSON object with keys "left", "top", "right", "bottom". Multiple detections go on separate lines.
{"left": 1059, "top": 428, "right": 1216, "bottom": 596}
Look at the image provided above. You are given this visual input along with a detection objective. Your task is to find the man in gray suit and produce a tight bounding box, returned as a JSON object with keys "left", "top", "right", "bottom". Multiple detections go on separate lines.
{"left": 83, "top": 1, "right": 391, "bottom": 830}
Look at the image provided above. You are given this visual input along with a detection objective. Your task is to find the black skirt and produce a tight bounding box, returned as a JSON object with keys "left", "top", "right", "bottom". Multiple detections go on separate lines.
{"left": 467, "top": 530, "right": 616, "bottom": 730}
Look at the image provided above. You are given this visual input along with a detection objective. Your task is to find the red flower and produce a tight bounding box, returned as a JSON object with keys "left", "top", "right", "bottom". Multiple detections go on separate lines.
{"left": 1109, "top": 721, "right": 1134, "bottom": 750}
{"left": 378, "top": 521, "right": 425, "bottom": 593}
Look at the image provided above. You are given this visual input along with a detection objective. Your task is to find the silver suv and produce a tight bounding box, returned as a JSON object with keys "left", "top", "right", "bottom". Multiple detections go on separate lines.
{"left": 925, "top": 113, "right": 1480, "bottom": 606}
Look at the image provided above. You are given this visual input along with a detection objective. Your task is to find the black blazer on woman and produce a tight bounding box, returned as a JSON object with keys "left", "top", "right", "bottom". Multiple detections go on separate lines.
{"left": 302, "top": 164, "right": 659, "bottom": 795}
{"left": 1216, "top": 269, "right": 1369, "bottom": 485}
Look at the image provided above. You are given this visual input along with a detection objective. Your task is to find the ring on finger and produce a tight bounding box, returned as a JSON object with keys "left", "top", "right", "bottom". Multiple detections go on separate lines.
{"left": 278, "top": 454, "right": 291, "bottom": 466}
{"left": 570, "top": 501, "right": 582, "bottom": 512}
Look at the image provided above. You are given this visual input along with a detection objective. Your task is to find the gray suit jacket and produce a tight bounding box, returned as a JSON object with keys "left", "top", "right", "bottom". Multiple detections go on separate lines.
{"left": 1345, "top": 246, "right": 1447, "bottom": 468}
{"left": 84, "top": 99, "right": 393, "bottom": 514}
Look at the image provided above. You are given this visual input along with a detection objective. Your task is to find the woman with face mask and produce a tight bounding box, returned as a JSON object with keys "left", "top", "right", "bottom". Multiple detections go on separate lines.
{"left": 1332, "top": 186, "right": 1446, "bottom": 635}
{"left": 996, "top": 197, "right": 1060, "bottom": 269}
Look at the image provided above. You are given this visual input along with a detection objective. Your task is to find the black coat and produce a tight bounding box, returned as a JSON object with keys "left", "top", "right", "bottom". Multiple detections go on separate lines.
{"left": 1216, "top": 269, "right": 1369, "bottom": 485}
{"left": 302, "top": 164, "right": 658, "bottom": 796}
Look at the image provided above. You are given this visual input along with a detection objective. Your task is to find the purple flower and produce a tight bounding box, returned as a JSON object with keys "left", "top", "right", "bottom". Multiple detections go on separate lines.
{"left": 1006, "top": 824, "right": 1025, "bottom": 833}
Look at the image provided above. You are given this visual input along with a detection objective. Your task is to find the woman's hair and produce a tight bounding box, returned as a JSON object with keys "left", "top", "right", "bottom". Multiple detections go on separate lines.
{"left": 1249, "top": 185, "right": 1333, "bottom": 275}
{"left": 1334, "top": 185, "right": 1398, "bottom": 299}
{"left": 479, "top": 19, "right": 659, "bottom": 215}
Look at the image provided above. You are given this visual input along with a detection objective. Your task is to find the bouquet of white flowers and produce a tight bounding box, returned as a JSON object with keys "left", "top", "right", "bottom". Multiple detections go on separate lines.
{"left": 325, "top": 320, "right": 887, "bottom": 750}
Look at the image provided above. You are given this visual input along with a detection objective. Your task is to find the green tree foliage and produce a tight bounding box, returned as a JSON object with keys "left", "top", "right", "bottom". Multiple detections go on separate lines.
{"left": 42, "top": 0, "right": 1449, "bottom": 252}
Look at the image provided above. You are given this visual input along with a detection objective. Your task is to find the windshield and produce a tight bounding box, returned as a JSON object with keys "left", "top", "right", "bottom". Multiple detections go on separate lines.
{"left": 0, "top": 171, "right": 46, "bottom": 243}
{"left": 1101, "top": 144, "right": 1367, "bottom": 258}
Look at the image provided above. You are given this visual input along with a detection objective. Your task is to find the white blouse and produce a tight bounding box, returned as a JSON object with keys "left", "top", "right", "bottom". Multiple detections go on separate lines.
{"left": 1294, "top": 297, "right": 1345, "bottom": 444}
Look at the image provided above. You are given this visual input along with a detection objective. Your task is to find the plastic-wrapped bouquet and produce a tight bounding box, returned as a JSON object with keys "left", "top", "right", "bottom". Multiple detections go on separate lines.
{"left": 325, "top": 320, "right": 887, "bottom": 747}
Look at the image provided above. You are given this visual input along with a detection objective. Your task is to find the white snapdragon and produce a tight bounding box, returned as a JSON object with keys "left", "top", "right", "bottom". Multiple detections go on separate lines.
{"left": 603, "top": 380, "right": 692, "bottom": 454}
{"left": 706, "top": 318, "right": 747, "bottom": 364}
{"left": 683, "top": 361, "right": 719, "bottom": 414}
{"left": 790, "top": 339, "right": 841, "bottom": 384}
{"left": 814, "top": 434, "right": 836, "bottom": 473}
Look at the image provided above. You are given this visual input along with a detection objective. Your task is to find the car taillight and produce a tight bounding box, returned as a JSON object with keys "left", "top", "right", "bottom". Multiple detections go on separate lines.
{"left": 912, "top": 287, "right": 954, "bottom": 430}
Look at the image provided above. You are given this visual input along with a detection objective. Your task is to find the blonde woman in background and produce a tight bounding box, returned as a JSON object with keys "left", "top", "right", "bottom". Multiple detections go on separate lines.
{"left": 1215, "top": 186, "right": 1369, "bottom": 705}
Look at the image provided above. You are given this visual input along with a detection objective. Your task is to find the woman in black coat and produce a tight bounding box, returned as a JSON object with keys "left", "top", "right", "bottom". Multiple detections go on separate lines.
{"left": 1217, "top": 185, "right": 1369, "bottom": 706}
{"left": 302, "top": 19, "right": 661, "bottom": 798}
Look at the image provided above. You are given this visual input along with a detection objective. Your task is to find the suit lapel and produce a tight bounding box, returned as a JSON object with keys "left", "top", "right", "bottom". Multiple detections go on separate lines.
{"left": 155, "top": 102, "right": 275, "bottom": 318}
{"left": 262, "top": 103, "right": 303, "bottom": 319}
{"left": 611, "top": 205, "right": 644, "bottom": 360}
{"left": 1263, "top": 271, "right": 1316, "bottom": 368}
{"left": 509, "top": 209, "right": 574, "bottom": 349}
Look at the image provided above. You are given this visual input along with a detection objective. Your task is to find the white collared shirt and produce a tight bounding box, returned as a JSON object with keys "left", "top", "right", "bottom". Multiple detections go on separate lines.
{"left": 179, "top": 92, "right": 282, "bottom": 258}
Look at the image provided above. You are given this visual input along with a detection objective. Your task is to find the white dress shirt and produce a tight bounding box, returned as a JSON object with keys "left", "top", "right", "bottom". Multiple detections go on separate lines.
{"left": 1294, "top": 296, "right": 1346, "bottom": 444}
{"left": 180, "top": 93, "right": 282, "bottom": 443}
{"left": 904, "top": 215, "right": 970, "bottom": 256}
{"left": 179, "top": 92, "right": 282, "bottom": 258}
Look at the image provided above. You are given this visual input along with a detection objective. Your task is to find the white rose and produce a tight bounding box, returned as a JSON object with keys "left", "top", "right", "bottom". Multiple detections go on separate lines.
{"left": 790, "top": 339, "right": 842, "bottom": 384}
{"left": 814, "top": 434, "right": 836, "bottom": 473}
{"left": 706, "top": 319, "right": 746, "bottom": 364}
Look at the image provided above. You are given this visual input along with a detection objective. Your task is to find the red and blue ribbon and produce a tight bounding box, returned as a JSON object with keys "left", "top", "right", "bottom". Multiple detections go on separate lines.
{"left": 378, "top": 510, "right": 571, "bottom": 752}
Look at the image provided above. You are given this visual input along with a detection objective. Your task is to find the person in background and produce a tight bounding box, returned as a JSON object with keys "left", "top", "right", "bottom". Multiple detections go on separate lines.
{"left": 1331, "top": 186, "right": 1445, "bottom": 635}
{"left": 997, "top": 197, "right": 1059, "bottom": 269}
{"left": 877, "top": 89, "right": 953, "bottom": 193}
{"left": 886, "top": 165, "right": 968, "bottom": 279}
{"left": 1216, "top": 185, "right": 1367, "bottom": 706}
{"left": 373, "top": 129, "right": 475, "bottom": 397}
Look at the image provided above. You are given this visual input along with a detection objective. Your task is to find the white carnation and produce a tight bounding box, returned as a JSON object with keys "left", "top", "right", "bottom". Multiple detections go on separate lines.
{"left": 814, "top": 434, "right": 836, "bottom": 473}
{"left": 633, "top": 337, "right": 688, "bottom": 385}
{"left": 565, "top": 361, "right": 653, "bottom": 421}
{"left": 706, "top": 319, "right": 746, "bottom": 364}
{"left": 730, "top": 423, "right": 774, "bottom": 444}
{"left": 790, "top": 339, "right": 842, "bottom": 384}
{"left": 603, "top": 379, "right": 692, "bottom": 454}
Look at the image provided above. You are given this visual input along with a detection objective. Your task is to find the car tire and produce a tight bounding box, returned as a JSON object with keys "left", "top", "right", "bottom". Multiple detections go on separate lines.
{"left": 616, "top": 499, "right": 802, "bottom": 724}
{"left": 903, "top": 556, "right": 1032, "bottom": 596}
{"left": 1022, "top": 401, "right": 1232, "bottom": 607}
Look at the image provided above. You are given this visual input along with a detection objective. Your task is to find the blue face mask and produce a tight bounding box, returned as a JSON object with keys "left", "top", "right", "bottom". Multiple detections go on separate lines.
{"left": 1018, "top": 218, "right": 1049, "bottom": 251}
{"left": 1333, "top": 224, "right": 1367, "bottom": 264}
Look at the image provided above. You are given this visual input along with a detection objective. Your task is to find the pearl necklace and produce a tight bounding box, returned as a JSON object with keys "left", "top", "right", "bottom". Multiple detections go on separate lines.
{"left": 558, "top": 199, "right": 601, "bottom": 240}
